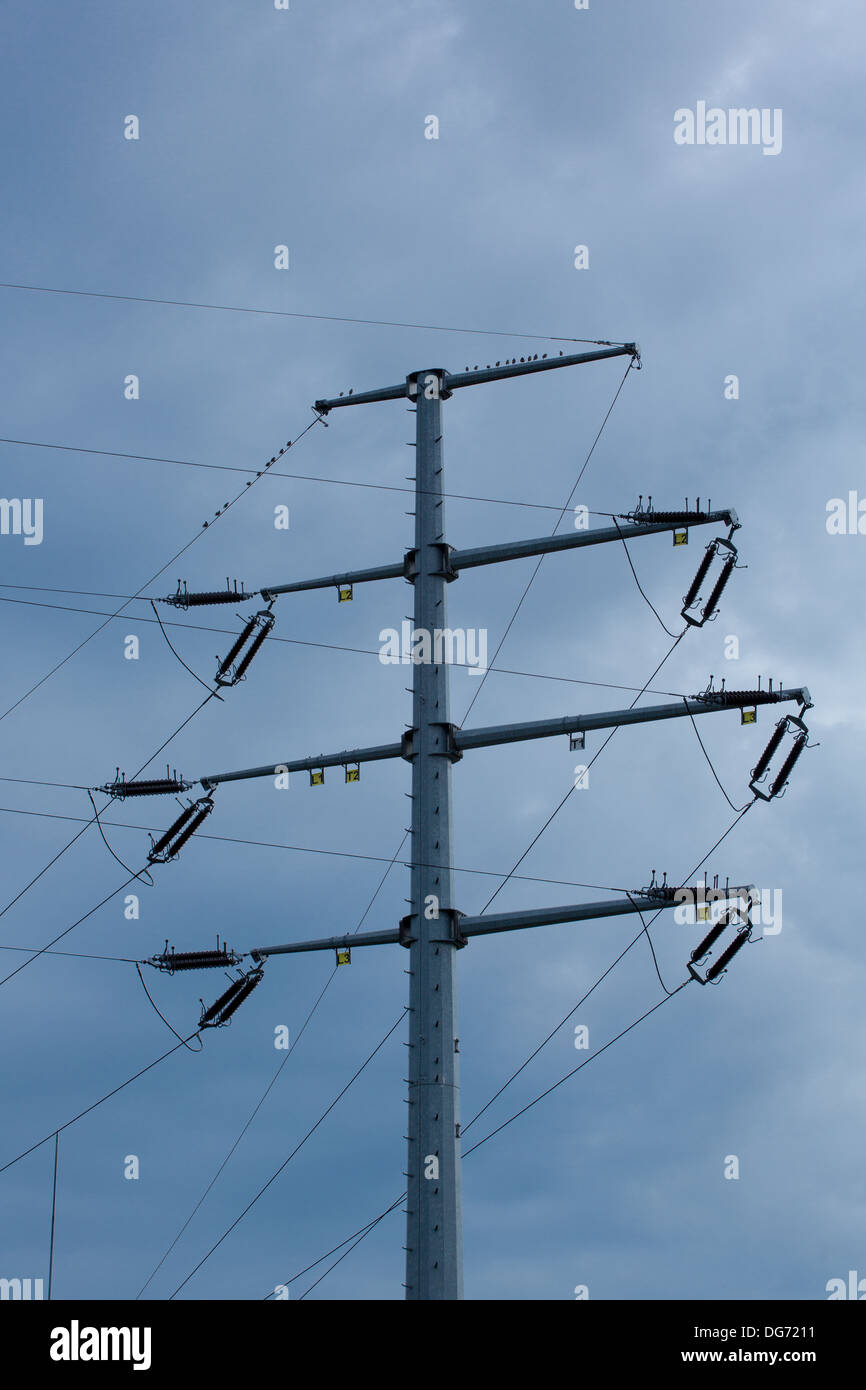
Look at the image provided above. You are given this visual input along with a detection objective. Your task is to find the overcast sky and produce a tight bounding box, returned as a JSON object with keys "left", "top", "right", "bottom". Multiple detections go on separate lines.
{"left": 1, "top": 0, "right": 863, "bottom": 1302}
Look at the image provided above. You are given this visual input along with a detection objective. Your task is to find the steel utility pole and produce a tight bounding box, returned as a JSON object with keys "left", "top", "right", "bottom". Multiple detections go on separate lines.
{"left": 405, "top": 370, "right": 461, "bottom": 1298}
{"left": 135, "top": 345, "right": 813, "bottom": 1301}
{"left": 314, "top": 349, "right": 636, "bottom": 1300}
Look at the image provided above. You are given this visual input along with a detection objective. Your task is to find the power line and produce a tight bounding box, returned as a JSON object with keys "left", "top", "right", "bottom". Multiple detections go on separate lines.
{"left": 477, "top": 631, "right": 686, "bottom": 914}
{"left": 0, "top": 690, "right": 215, "bottom": 928}
{"left": 263, "top": 1193, "right": 407, "bottom": 1299}
{"left": 265, "top": 788, "right": 756, "bottom": 1299}
{"left": 682, "top": 698, "right": 751, "bottom": 812}
{"left": 461, "top": 356, "right": 637, "bottom": 726}
{"left": 460, "top": 924, "right": 662, "bottom": 1141}
{"left": 0, "top": 687, "right": 220, "bottom": 984}
{"left": 167, "top": 1009, "right": 408, "bottom": 1300}
{"left": 134, "top": 963, "right": 203, "bottom": 1053}
{"left": 625, "top": 892, "right": 678, "bottom": 996}
{"left": 136, "top": 835, "right": 409, "bottom": 1299}
{"left": 47, "top": 1131, "right": 59, "bottom": 1300}
{"left": 0, "top": 415, "right": 322, "bottom": 725}
{"left": 0, "top": 871, "right": 140, "bottom": 990}
{"left": 459, "top": 801, "right": 757, "bottom": 1148}
{"left": 613, "top": 516, "right": 680, "bottom": 638}
{"left": 0, "top": 944, "right": 140, "bottom": 963}
{"left": 461, "top": 986, "right": 689, "bottom": 1159}
{"left": 0, "top": 593, "right": 687, "bottom": 696}
{"left": 0, "top": 279, "right": 628, "bottom": 346}
{"left": 297, "top": 1195, "right": 408, "bottom": 1299}
{"left": 135, "top": 965, "right": 338, "bottom": 1298}
{"left": 0, "top": 805, "right": 632, "bottom": 894}
{"left": 271, "top": 973, "right": 683, "bottom": 1295}
{"left": 0, "top": 436, "right": 621, "bottom": 516}
{"left": 0, "top": 1032, "right": 198, "bottom": 1176}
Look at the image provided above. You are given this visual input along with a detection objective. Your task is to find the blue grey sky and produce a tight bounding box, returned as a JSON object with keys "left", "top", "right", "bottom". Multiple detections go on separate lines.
{"left": 1, "top": 0, "right": 863, "bottom": 1301}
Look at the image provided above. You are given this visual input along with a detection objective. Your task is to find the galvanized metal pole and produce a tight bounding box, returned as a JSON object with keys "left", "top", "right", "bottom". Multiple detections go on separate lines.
{"left": 404, "top": 370, "right": 463, "bottom": 1300}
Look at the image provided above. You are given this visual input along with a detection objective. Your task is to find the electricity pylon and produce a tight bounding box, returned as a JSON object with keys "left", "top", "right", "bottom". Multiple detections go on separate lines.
{"left": 118, "top": 346, "right": 812, "bottom": 1299}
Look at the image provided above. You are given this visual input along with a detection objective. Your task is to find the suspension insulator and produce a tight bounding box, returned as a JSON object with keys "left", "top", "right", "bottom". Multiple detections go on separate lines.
{"left": 701, "top": 553, "right": 736, "bottom": 620}
{"left": 705, "top": 928, "right": 750, "bottom": 981}
{"left": 148, "top": 796, "right": 214, "bottom": 864}
{"left": 199, "top": 976, "right": 247, "bottom": 1027}
{"left": 215, "top": 610, "right": 275, "bottom": 686}
{"left": 749, "top": 719, "right": 810, "bottom": 801}
{"left": 233, "top": 615, "right": 275, "bottom": 681}
{"left": 199, "top": 968, "right": 264, "bottom": 1028}
{"left": 768, "top": 733, "right": 807, "bottom": 798}
{"left": 212, "top": 970, "right": 264, "bottom": 1024}
{"left": 750, "top": 721, "right": 788, "bottom": 783}
{"left": 689, "top": 919, "right": 728, "bottom": 964}
{"left": 681, "top": 545, "right": 716, "bottom": 611}
{"left": 681, "top": 541, "right": 738, "bottom": 628}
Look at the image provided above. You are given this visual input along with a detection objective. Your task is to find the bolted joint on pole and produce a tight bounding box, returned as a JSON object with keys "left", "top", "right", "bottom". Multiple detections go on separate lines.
{"left": 400, "top": 908, "right": 467, "bottom": 950}
{"left": 406, "top": 368, "right": 452, "bottom": 403}
{"left": 403, "top": 543, "right": 458, "bottom": 584}
{"left": 400, "top": 723, "right": 463, "bottom": 764}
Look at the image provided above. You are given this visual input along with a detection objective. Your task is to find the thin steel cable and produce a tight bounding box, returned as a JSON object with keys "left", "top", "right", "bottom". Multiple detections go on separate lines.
{"left": 263, "top": 1193, "right": 407, "bottom": 1298}
{"left": 0, "top": 872, "right": 141, "bottom": 989}
{"left": 278, "top": 972, "right": 691, "bottom": 1298}
{"left": 461, "top": 805, "right": 754, "bottom": 1144}
{"left": 167, "top": 1010, "right": 408, "bottom": 1300}
{"left": 613, "top": 517, "right": 680, "bottom": 638}
{"left": 682, "top": 698, "right": 751, "bottom": 812}
{"left": 298, "top": 1199, "right": 405, "bottom": 1299}
{"left": 0, "top": 1033, "right": 198, "bottom": 1175}
{"left": 0, "top": 805, "right": 631, "bottom": 894}
{"left": 135, "top": 967, "right": 337, "bottom": 1299}
{"left": 625, "top": 892, "right": 677, "bottom": 996}
{"left": 136, "top": 830, "right": 411, "bottom": 1299}
{"left": 460, "top": 356, "right": 636, "bottom": 727}
{"left": 272, "top": 792, "right": 752, "bottom": 1299}
{"left": 478, "top": 631, "right": 686, "bottom": 914}
{"left": 0, "top": 438, "right": 625, "bottom": 516}
{"left": 150, "top": 601, "right": 220, "bottom": 696}
{"left": 0, "top": 595, "right": 687, "bottom": 696}
{"left": 87, "top": 790, "right": 151, "bottom": 882}
{"left": 0, "top": 944, "right": 141, "bottom": 963}
{"left": 0, "top": 280, "right": 628, "bottom": 345}
{"left": 135, "top": 964, "right": 203, "bottom": 1053}
{"left": 461, "top": 986, "right": 689, "bottom": 1159}
{"left": 47, "top": 1131, "right": 59, "bottom": 1299}
{"left": 0, "top": 417, "right": 322, "bottom": 724}
{"left": 0, "top": 690, "right": 213, "bottom": 929}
